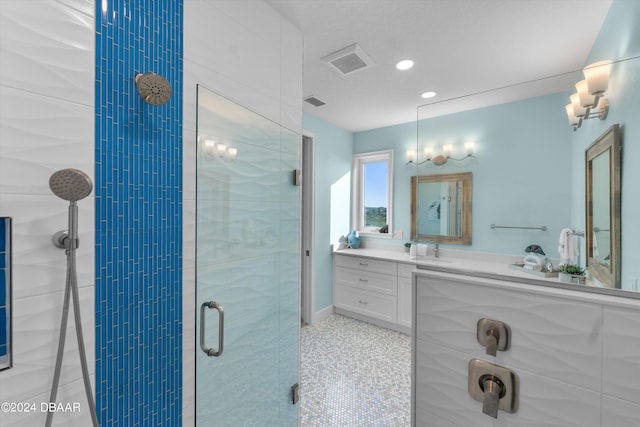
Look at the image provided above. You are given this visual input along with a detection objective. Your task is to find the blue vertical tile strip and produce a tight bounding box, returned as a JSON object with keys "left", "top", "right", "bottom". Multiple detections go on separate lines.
{"left": 95, "top": 1, "right": 183, "bottom": 426}
{"left": 0, "top": 218, "right": 10, "bottom": 363}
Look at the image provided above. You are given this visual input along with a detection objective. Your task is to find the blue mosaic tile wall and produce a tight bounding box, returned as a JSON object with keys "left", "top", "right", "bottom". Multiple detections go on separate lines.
{"left": 0, "top": 218, "right": 10, "bottom": 362}
{"left": 95, "top": 1, "right": 183, "bottom": 425}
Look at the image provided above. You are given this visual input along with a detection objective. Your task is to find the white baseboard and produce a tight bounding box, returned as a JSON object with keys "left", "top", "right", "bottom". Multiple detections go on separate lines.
{"left": 333, "top": 308, "right": 411, "bottom": 335}
{"left": 311, "top": 305, "right": 334, "bottom": 324}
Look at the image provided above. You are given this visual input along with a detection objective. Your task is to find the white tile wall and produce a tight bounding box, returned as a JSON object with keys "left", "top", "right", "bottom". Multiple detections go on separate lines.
{"left": 603, "top": 306, "right": 640, "bottom": 405}
{"left": 415, "top": 278, "right": 603, "bottom": 391}
{"left": 415, "top": 343, "right": 602, "bottom": 427}
{"left": 0, "top": 1, "right": 94, "bottom": 106}
{"left": 413, "top": 270, "right": 640, "bottom": 427}
{"left": 0, "top": 1, "right": 95, "bottom": 426}
{"left": 602, "top": 396, "right": 640, "bottom": 427}
{"left": 1, "top": 0, "right": 301, "bottom": 425}
{"left": 182, "top": 0, "right": 303, "bottom": 425}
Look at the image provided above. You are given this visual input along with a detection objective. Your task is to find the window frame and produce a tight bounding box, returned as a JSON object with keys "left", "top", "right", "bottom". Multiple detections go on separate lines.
{"left": 351, "top": 149, "right": 394, "bottom": 237}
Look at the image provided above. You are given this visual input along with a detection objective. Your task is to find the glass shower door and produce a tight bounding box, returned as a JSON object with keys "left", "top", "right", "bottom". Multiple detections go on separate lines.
{"left": 195, "top": 86, "right": 300, "bottom": 426}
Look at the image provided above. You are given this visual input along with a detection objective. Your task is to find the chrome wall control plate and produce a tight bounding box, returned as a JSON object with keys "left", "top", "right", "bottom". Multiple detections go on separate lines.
{"left": 477, "top": 318, "right": 511, "bottom": 355}
{"left": 468, "top": 359, "right": 519, "bottom": 415}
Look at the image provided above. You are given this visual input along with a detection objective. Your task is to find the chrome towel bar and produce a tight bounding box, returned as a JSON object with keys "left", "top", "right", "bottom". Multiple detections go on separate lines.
{"left": 490, "top": 224, "right": 547, "bottom": 231}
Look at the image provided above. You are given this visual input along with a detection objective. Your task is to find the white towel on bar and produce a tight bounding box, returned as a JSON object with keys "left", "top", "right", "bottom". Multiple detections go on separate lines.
{"left": 558, "top": 228, "right": 577, "bottom": 264}
{"left": 592, "top": 231, "right": 599, "bottom": 257}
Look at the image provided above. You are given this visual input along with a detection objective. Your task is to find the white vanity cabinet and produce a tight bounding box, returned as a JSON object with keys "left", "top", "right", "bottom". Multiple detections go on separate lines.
{"left": 412, "top": 269, "right": 640, "bottom": 427}
{"left": 397, "top": 262, "right": 414, "bottom": 328}
{"left": 333, "top": 252, "right": 414, "bottom": 333}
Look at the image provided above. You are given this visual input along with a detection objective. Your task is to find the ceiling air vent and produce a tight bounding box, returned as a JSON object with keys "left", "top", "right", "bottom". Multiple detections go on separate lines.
{"left": 304, "top": 96, "right": 326, "bottom": 107}
{"left": 322, "top": 43, "right": 375, "bottom": 76}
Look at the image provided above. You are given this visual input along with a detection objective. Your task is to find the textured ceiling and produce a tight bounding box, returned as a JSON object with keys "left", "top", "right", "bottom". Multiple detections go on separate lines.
{"left": 265, "top": 0, "right": 613, "bottom": 132}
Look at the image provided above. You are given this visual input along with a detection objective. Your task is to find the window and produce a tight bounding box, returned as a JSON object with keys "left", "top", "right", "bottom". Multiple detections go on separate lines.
{"left": 352, "top": 150, "right": 393, "bottom": 235}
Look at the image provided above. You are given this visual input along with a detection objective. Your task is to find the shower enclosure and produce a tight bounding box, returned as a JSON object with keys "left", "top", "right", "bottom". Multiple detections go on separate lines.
{"left": 195, "top": 86, "right": 300, "bottom": 425}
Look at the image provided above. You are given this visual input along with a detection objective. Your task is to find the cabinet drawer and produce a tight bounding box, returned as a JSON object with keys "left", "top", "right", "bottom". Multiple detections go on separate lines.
{"left": 335, "top": 266, "right": 397, "bottom": 295}
{"left": 398, "top": 262, "right": 416, "bottom": 278}
{"left": 334, "top": 285, "right": 397, "bottom": 323}
{"left": 335, "top": 254, "right": 397, "bottom": 275}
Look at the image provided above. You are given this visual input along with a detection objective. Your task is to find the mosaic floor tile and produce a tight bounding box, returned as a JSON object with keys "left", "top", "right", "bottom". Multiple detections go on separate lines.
{"left": 300, "top": 315, "right": 411, "bottom": 427}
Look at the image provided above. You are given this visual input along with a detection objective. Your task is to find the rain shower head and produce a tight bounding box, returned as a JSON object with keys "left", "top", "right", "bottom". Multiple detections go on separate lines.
{"left": 49, "top": 168, "right": 93, "bottom": 202}
{"left": 135, "top": 72, "right": 172, "bottom": 106}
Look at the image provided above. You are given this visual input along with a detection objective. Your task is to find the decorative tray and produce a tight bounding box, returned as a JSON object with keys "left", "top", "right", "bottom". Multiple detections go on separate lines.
{"left": 509, "top": 264, "right": 558, "bottom": 278}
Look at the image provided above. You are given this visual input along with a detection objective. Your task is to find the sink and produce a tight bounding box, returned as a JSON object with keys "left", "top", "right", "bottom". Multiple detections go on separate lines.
{"left": 416, "top": 257, "right": 452, "bottom": 264}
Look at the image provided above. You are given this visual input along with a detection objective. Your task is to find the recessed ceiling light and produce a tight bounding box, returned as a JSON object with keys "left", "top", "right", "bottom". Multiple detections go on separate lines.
{"left": 421, "top": 91, "right": 437, "bottom": 99}
{"left": 396, "top": 59, "right": 414, "bottom": 71}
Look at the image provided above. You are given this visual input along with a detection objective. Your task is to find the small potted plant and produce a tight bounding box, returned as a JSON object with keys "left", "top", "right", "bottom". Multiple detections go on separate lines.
{"left": 556, "top": 264, "right": 586, "bottom": 284}
{"left": 404, "top": 242, "right": 412, "bottom": 253}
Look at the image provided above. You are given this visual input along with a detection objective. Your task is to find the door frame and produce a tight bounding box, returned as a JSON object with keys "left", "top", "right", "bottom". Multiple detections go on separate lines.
{"left": 301, "top": 132, "right": 315, "bottom": 325}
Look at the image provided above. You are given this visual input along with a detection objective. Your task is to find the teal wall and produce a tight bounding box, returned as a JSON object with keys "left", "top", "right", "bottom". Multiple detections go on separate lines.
{"left": 570, "top": 0, "right": 640, "bottom": 291}
{"left": 302, "top": 113, "right": 353, "bottom": 312}
{"left": 354, "top": 121, "right": 417, "bottom": 244}
{"left": 306, "top": 0, "right": 640, "bottom": 313}
{"left": 355, "top": 93, "right": 573, "bottom": 257}
{"left": 307, "top": 93, "right": 573, "bottom": 314}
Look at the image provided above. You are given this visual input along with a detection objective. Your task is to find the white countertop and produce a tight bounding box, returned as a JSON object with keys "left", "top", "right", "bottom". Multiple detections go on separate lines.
{"left": 334, "top": 247, "right": 640, "bottom": 305}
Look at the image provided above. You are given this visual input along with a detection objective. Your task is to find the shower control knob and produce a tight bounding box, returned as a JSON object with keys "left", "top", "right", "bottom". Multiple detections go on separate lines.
{"left": 485, "top": 328, "right": 499, "bottom": 357}
{"left": 480, "top": 374, "right": 505, "bottom": 418}
{"left": 477, "top": 318, "right": 511, "bottom": 356}
{"left": 468, "top": 359, "right": 519, "bottom": 418}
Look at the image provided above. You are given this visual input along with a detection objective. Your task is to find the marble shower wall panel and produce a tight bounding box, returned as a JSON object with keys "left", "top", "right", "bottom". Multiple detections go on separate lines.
{"left": 0, "top": 1, "right": 95, "bottom": 426}
{"left": 0, "top": 87, "right": 94, "bottom": 195}
{"left": 0, "top": 286, "right": 95, "bottom": 403}
{"left": 0, "top": 1, "right": 94, "bottom": 106}
{"left": 0, "top": 194, "right": 95, "bottom": 298}
{"left": 602, "top": 307, "right": 640, "bottom": 404}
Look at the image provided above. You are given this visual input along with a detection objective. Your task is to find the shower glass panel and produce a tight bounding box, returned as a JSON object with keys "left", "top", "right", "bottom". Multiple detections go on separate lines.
{"left": 195, "top": 86, "right": 300, "bottom": 426}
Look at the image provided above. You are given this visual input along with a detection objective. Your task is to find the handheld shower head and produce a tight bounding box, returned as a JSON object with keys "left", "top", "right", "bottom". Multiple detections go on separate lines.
{"left": 49, "top": 169, "right": 92, "bottom": 250}
{"left": 135, "top": 72, "right": 172, "bottom": 106}
{"left": 49, "top": 169, "right": 93, "bottom": 202}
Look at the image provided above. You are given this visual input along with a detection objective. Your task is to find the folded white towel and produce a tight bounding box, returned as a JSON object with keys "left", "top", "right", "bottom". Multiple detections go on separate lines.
{"left": 558, "top": 228, "right": 578, "bottom": 264}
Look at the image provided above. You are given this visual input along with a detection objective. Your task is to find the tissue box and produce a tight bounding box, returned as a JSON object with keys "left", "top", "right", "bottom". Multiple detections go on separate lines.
{"left": 417, "top": 244, "right": 428, "bottom": 256}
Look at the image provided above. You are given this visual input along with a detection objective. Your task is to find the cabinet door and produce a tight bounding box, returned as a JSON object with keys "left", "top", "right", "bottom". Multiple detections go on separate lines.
{"left": 397, "top": 278, "right": 412, "bottom": 328}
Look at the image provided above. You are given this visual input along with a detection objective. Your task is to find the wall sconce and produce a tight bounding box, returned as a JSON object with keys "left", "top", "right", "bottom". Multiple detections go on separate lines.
{"left": 565, "top": 60, "right": 611, "bottom": 130}
{"left": 200, "top": 136, "right": 238, "bottom": 159}
{"left": 406, "top": 141, "right": 475, "bottom": 166}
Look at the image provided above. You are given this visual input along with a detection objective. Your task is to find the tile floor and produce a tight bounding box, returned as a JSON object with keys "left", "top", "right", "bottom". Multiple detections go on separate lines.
{"left": 300, "top": 314, "right": 411, "bottom": 427}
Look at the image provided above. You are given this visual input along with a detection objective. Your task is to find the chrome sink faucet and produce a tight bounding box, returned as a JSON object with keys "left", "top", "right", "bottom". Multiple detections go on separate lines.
{"left": 433, "top": 243, "right": 440, "bottom": 258}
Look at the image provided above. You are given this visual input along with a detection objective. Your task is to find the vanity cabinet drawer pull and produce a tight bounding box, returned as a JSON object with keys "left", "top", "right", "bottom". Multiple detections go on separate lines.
{"left": 359, "top": 278, "right": 369, "bottom": 283}
{"left": 359, "top": 262, "right": 369, "bottom": 266}
{"left": 358, "top": 299, "right": 369, "bottom": 305}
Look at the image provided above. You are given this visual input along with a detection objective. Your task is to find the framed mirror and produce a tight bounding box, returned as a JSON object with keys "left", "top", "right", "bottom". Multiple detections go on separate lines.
{"left": 586, "top": 124, "right": 621, "bottom": 289}
{"left": 411, "top": 172, "right": 472, "bottom": 245}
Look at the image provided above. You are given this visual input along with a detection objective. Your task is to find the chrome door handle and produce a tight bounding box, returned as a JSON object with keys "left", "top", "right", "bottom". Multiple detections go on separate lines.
{"left": 200, "top": 301, "right": 224, "bottom": 357}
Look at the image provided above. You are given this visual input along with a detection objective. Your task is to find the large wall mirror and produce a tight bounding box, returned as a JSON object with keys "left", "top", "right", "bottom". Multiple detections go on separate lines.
{"left": 411, "top": 172, "right": 472, "bottom": 245}
{"left": 586, "top": 124, "right": 621, "bottom": 288}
